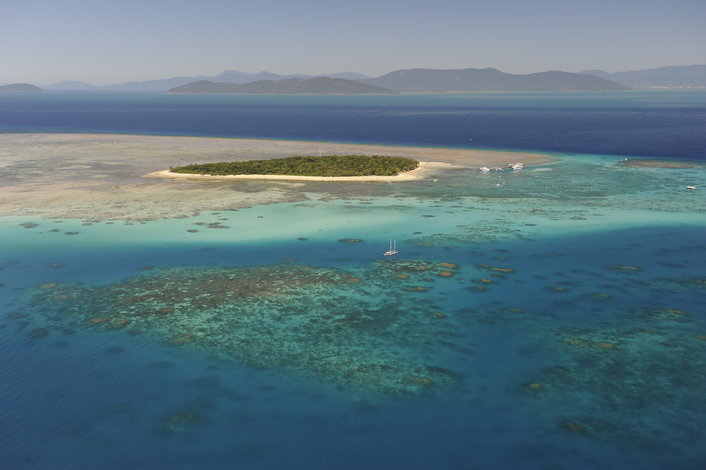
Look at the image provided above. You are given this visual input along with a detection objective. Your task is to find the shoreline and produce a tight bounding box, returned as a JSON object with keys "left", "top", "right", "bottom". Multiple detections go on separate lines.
{"left": 145, "top": 161, "right": 452, "bottom": 182}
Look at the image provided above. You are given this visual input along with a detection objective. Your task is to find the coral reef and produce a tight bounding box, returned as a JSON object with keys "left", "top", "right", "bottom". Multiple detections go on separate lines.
{"left": 608, "top": 264, "right": 642, "bottom": 273}
{"left": 338, "top": 238, "right": 363, "bottom": 244}
{"left": 523, "top": 304, "right": 706, "bottom": 444}
{"left": 32, "top": 260, "right": 464, "bottom": 397}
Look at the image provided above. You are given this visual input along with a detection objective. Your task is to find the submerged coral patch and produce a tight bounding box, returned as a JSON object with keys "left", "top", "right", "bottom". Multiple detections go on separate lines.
{"left": 32, "top": 261, "right": 463, "bottom": 397}
{"left": 608, "top": 264, "right": 642, "bottom": 273}
{"left": 338, "top": 238, "right": 363, "bottom": 244}
{"left": 524, "top": 306, "right": 706, "bottom": 444}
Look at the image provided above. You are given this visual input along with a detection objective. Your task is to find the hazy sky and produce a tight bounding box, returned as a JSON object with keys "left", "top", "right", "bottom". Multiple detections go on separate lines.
{"left": 2, "top": 0, "right": 705, "bottom": 85}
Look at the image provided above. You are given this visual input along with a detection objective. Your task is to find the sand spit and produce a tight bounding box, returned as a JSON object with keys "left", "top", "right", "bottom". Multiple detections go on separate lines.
{"left": 0, "top": 133, "right": 550, "bottom": 220}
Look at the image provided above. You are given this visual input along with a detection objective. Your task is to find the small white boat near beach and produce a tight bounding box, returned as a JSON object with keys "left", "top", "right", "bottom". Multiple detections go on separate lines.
{"left": 509, "top": 162, "right": 525, "bottom": 170}
{"left": 383, "top": 240, "right": 398, "bottom": 256}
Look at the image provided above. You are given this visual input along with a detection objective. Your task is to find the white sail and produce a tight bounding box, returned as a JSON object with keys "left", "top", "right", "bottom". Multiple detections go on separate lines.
{"left": 383, "top": 239, "right": 398, "bottom": 256}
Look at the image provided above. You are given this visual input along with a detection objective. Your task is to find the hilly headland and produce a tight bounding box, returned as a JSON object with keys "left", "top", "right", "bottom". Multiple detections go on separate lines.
{"left": 0, "top": 83, "right": 42, "bottom": 92}
{"left": 365, "top": 68, "right": 628, "bottom": 91}
{"left": 168, "top": 77, "right": 397, "bottom": 94}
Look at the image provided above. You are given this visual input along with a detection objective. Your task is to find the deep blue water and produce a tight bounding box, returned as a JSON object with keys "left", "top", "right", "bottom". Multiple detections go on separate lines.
{"left": 1, "top": 90, "right": 705, "bottom": 160}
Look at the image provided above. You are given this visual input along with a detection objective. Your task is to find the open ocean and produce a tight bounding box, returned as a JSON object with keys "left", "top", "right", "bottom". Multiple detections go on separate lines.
{"left": 1, "top": 90, "right": 706, "bottom": 159}
{"left": 1, "top": 91, "right": 705, "bottom": 469}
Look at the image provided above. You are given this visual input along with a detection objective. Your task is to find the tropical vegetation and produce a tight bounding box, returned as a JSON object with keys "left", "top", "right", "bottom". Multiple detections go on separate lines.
{"left": 170, "top": 155, "right": 419, "bottom": 177}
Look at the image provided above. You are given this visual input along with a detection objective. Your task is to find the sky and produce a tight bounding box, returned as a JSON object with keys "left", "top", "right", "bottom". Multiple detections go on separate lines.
{"left": 1, "top": 0, "right": 705, "bottom": 85}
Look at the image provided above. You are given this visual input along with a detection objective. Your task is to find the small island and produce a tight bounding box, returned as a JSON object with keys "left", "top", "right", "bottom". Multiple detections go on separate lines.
{"left": 0, "top": 83, "right": 42, "bottom": 93}
{"left": 169, "top": 155, "right": 419, "bottom": 177}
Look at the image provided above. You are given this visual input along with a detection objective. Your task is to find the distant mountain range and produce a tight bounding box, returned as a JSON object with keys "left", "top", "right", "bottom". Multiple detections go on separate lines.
{"left": 169, "top": 77, "right": 396, "bottom": 94}
{"left": 30, "top": 65, "right": 706, "bottom": 93}
{"left": 364, "top": 68, "right": 627, "bottom": 91}
{"left": 581, "top": 65, "right": 706, "bottom": 89}
{"left": 45, "top": 70, "right": 372, "bottom": 91}
{"left": 0, "top": 83, "right": 42, "bottom": 92}
{"left": 169, "top": 69, "right": 625, "bottom": 94}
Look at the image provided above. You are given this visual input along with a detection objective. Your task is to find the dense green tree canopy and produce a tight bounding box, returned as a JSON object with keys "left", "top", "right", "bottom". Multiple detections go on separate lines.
{"left": 170, "top": 155, "right": 419, "bottom": 177}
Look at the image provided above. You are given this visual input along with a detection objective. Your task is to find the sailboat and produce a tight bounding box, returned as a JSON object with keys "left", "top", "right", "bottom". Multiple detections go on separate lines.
{"left": 383, "top": 239, "right": 398, "bottom": 256}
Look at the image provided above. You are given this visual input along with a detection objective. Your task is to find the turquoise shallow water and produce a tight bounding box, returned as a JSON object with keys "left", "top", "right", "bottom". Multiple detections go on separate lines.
{"left": 1, "top": 154, "right": 706, "bottom": 469}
